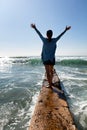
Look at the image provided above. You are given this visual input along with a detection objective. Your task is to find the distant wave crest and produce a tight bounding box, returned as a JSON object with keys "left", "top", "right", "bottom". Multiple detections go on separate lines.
{"left": 12, "top": 58, "right": 42, "bottom": 65}
{"left": 0, "top": 57, "right": 87, "bottom": 66}
{"left": 57, "top": 59, "right": 87, "bottom": 66}
{"left": 11, "top": 58, "right": 87, "bottom": 66}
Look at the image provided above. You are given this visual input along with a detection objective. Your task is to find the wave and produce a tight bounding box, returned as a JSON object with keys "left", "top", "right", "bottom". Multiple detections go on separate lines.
{"left": 57, "top": 59, "right": 87, "bottom": 66}
{"left": 12, "top": 58, "right": 42, "bottom": 65}
{"left": 0, "top": 56, "right": 87, "bottom": 66}
{"left": 12, "top": 57, "right": 87, "bottom": 66}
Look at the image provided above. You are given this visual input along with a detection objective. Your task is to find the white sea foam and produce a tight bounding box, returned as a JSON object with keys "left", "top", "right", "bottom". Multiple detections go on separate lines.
{"left": 79, "top": 111, "right": 87, "bottom": 128}
{"left": 29, "top": 92, "right": 39, "bottom": 116}
{"left": 59, "top": 71, "right": 87, "bottom": 81}
{"left": 0, "top": 56, "right": 87, "bottom": 130}
{"left": 56, "top": 56, "right": 87, "bottom": 61}
{"left": 0, "top": 102, "right": 12, "bottom": 130}
{"left": 28, "top": 91, "right": 39, "bottom": 127}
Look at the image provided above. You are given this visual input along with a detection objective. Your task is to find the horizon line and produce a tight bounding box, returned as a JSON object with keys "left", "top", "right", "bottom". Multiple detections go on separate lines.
{"left": 0, "top": 55, "right": 87, "bottom": 58}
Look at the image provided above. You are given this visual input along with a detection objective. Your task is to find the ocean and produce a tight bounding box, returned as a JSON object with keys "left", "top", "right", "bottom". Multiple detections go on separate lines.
{"left": 0, "top": 56, "right": 87, "bottom": 130}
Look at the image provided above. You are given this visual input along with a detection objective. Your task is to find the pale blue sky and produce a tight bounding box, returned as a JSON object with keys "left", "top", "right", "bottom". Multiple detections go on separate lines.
{"left": 0, "top": 0, "right": 87, "bottom": 57}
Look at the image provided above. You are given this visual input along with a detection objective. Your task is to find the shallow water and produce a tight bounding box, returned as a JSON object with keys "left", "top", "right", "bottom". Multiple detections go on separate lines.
{"left": 0, "top": 56, "right": 87, "bottom": 130}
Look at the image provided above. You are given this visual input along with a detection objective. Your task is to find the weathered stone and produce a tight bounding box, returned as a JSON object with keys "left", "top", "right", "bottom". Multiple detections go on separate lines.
{"left": 29, "top": 86, "right": 77, "bottom": 130}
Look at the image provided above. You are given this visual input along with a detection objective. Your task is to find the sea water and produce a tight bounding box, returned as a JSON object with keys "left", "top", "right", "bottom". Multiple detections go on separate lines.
{"left": 0, "top": 56, "right": 87, "bottom": 130}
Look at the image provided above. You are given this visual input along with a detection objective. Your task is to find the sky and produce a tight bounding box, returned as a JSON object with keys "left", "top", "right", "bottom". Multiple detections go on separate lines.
{"left": 0, "top": 0, "right": 87, "bottom": 57}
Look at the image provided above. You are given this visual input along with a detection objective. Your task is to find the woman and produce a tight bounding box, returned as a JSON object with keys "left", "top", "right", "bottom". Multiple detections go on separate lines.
{"left": 31, "top": 24, "right": 71, "bottom": 89}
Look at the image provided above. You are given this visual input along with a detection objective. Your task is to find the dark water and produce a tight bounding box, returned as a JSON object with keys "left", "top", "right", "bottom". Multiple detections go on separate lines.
{"left": 0, "top": 56, "right": 87, "bottom": 130}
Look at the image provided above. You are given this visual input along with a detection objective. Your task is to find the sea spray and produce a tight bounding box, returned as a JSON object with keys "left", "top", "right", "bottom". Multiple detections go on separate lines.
{"left": 0, "top": 56, "right": 87, "bottom": 130}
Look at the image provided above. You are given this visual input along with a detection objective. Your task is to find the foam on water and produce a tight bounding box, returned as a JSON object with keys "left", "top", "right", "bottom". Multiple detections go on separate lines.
{"left": 0, "top": 56, "right": 87, "bottom": 130}
{"left": 55, "top": 64, "right": 87, "bottom": 129}
{"left": 0, "top": 91, "right": 35, "bottom": 130}
{"left": 28, "top": 92, "right": 39, "bottom": 127}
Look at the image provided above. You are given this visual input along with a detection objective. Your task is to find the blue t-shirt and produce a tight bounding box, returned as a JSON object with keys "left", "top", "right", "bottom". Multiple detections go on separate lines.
{"left": 41, "top": 38, "right": 57, "bottom": 62}
{"left": 35, "top": 28, "right": 66, "bottom": 62}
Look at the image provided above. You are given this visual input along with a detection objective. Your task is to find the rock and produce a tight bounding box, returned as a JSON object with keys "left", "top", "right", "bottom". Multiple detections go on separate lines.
{"left": 29, "top": 86, "right": 77, "bottom": 130}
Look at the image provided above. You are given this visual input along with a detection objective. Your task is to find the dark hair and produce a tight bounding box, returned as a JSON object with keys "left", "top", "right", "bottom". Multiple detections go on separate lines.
{"left": 46, "top": 30, "right": 53, "bottom": 38}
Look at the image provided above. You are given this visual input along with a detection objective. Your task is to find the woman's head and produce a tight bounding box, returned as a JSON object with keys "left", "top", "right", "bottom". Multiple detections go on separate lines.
{"left": 46, "top": 30, "right": 53, "bottom": 39}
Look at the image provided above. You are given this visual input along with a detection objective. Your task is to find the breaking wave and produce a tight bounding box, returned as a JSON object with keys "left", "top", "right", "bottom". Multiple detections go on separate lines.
{"left": 0, "top": 56, "right": 87, "bottom": 66}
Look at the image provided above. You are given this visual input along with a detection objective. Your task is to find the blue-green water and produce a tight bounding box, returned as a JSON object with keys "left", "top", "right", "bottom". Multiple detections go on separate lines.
{"left": 0, "top": 56, "right": 87, "bottom": 130}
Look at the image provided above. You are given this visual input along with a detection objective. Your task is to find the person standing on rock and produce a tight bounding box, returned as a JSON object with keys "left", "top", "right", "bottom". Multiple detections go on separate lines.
{"left": 31, "top": 23, "right": 71, "bottom": 89}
